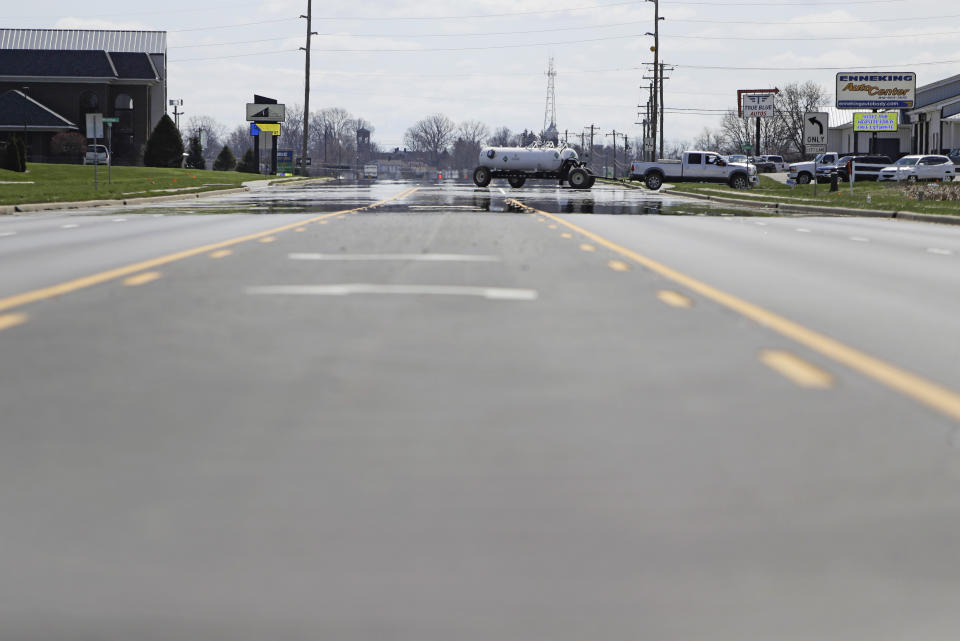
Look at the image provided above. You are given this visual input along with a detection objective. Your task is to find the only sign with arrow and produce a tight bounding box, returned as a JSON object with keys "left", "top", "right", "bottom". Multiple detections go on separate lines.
{"left": 804, "top": 111, "right": 828, "bottom": 153}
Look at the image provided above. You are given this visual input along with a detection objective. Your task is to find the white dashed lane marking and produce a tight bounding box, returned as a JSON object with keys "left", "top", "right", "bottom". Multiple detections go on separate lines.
{"left": 927, "top": 248, "right": 953, "bottom": 256}
{"left": 850, "top": 237, "right": 870, "bottom": 243}
{"left": 0, "top": 231, "right": 16, "bottom": 237}
{"left": 247, "top": 284, "right": 538, "bottom": 301}
{"left": 60, "top": 224, "right": 80, "bottom": 229}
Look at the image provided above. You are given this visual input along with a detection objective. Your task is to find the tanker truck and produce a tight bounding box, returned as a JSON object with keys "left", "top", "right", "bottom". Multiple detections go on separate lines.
{"left": 473, "top": 146, "right": 596, "bottom": 189}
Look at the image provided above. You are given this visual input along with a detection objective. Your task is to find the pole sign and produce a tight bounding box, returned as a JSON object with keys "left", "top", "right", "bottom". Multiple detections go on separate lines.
{"left": 85, "top": 113, "right": 104, "bottom": 139}
{"left": 276, "top": 150, "right": 294, "bottom": 176}
{"left": 836, "top": 72, "right": 915, "bottom": 109}
{"left": 246, "top": 103, "right": 286, "bottom": 122}
{"left": 742, "top": 93, "right": 775, "bottom": 118}
{"left": 250, "top": 123, "right": 282, "bottom": 136}
{"left": 804, "top": 111, "right": 829, "bottom": 153}
{"left": 853, "top": 112, "right": 899, "bottom": 132}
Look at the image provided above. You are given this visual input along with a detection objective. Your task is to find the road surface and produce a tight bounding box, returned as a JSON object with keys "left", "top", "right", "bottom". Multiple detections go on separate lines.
{"left": 1, "top": 179, "right": 959, "bottom": 640}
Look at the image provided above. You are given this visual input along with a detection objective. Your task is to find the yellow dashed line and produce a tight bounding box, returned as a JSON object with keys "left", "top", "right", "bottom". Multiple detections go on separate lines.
{"left": 123, "top": 272, "right": 162, "bottom": 287}
{"left": 295, "top": 227, "right": 306, "bottom": 232}
{"left": 260, "top": 237, "right": 277, "bottom": 244}
{"left": 0, "top": 187, "right": 421, "bottom": 316}
{"left": 580, "top": 243, "right": 596, "bottom": 252}
{"left": 0, "top": 313, "right": 27, "bottom": 331}
{"left": 608, "top": 260, "right": 630, "bottom": 272}
{"left": 760, "top": 350, "right": 835, "bottom": 389}
{"left": 209, "top": 250, "right": 233, "bottom": 259}
{"left": 658, "top": 290, "right": 693, "bottom": 308}
{"left": 561, "top": 233, "right": 573, "bottom": 239}
{"left": 510, "top": 196, "right": 960, "bottom": 422}
{"left": 319, "top": 220, "right": 329, "bottom": 225}
{"left": 548, "top": 224, "right": 558, "bottom": 229}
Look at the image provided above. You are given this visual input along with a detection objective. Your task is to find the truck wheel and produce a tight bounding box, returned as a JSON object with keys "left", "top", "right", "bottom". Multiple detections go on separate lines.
{"left": 644, "top": 172, "right": 663, "bottom": 190}
{"left": 797, "top": 172, "right": 811, "bottom": 185}
{"left": 586, "top": 174, "right": 597, "bottom": 188}
{"left": 473, "top": 166, "right": 492, "bottom": 187}
{"left": 568, "top": 167, "right": 590, "bottom": 189}
{"left": 730, "top": 173, "right": 749, "bottom": 189}
{"left": 507, "top": 176, "right": 526, "bottom": 188}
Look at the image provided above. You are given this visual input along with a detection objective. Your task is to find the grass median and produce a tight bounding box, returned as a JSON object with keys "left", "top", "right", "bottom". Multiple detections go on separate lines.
{"left": 669, "top": 176, "right": 960, "bottom": 216}
{"left": 0, "top": 163, "right": 268, "bottom": 206}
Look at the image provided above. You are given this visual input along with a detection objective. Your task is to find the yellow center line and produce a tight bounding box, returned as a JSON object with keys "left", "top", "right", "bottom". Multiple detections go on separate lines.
{"left": 658, "top": 290, "right": 693, "bottom": 308}
{"left": 209, "top": 250, "right": 233, "bottom": 259}
{"left": 760, "top": 350, "right": 835, "bottom": 389}
{"left": 0, "top": 186, "right": 421, "bottom": 315}
{"left": 508, "top": 197, "right": 960, "bottom": 423}
{"left": 123, "top": 272, "right": 162, "bottom": 287}
{"left": 608, "top": 260, "right": 630, "bottom": 272}
{"left": 0, "top": 313, "right": 27, "bottom": 331}
{"left": 548, "top": 224, "right": 558, "bottom": 229}
{"left": 561, "top": 233, "right": 573, "bottom": 239}
{"left": 295, "top": 227, "right": 306, "bottom": 232}
{"left": 580, "top": 243, "right": 596, "bottom": 252}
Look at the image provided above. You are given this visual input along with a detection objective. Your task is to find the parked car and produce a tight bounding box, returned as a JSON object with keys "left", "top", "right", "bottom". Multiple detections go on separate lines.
{"left": 877, "top": 155, "right": 956, "bottom": 182}
{"left": 725, "top": 154, "right": 749, "bottom": 164}
{"left": 948, "top": 149, "right": 960, "bottom": 165}
{"left": 749, "top": 156, "right": 776, "bottom": 173}
{"left": 788, "top": 152, "right": 841, "bottom": 184}
{"left": 817, "top": 155, "right": 892, "bottom": 182}
{"left": 83, "top": 144, "right": 110, "bottom": 165}
{"left": 758, "top": 155, "right": 788, "bottom": 172}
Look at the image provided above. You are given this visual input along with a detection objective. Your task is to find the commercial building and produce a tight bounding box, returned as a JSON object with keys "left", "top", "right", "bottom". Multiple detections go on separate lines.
{"left": 0, "top": 29, "right": 166, "bottom": 164}
{"left": 828, "top": 72, "right": 960, "bottom": 158}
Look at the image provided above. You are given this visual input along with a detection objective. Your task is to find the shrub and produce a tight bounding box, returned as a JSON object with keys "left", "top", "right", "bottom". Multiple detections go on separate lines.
{"left": 185, "top": 135, "right": 205, "bottom": 170}
{"left": 1, "top": 135, "right": 25, "bottom": 172}
{"left": 143, "top": 114, "right": 185, "bottom": 167}
{"left": 236, "top": 148, "right": 258, "bottom": 174}
{"left": 213, "top": 145, "right": 237, "bottom": 171}
{"left": 51, "top": 132, "right": 86, "bottom": 157}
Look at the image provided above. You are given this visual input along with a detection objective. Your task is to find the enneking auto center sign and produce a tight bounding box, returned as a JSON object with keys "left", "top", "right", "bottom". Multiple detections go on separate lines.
{"left": 836, "top": 72, "right": 916, "bottom": 109}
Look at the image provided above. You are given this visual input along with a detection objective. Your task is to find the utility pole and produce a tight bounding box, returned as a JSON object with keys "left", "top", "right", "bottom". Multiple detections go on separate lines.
{"left": 645, "top": 0, "right": 662, "bottom": 163}
{"left": 586, "top": 124, "right": 597, "bottom": 172}
{"left": 299, "top": 1, "right": 317, "bottom": 177}
{"left": 613, "top": 130, "right": 617, "bottom": 179}
{"left": 170, "top": 99, "right": 184, "bottom": 130}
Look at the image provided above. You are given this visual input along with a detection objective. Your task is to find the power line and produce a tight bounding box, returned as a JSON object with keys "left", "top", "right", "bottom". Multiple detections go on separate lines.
{"left": 670, "top": 29, "right": 960, "bottom": 41}
{"left": 670, "top": 12, "right": 960, "bottom": 25}
{"left": 170, "top": 18, "right": 297, "bottom": 33}
{"left": 677, "top": 59, "right": 960, "bottom": 70}
{"left": 312, "top": 1, "right": 645, "bottom": 20}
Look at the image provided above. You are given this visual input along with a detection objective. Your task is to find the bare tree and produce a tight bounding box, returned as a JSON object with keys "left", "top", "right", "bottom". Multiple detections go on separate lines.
{"left": 403, "top": 113, "right": 456, "bottom": 164}
{"left": 278, "top": 104, "right": 304, "bottom": 157}
{"left": 693, "top": 127, "right": 726, "bottom": 152}
{"left": 185, "top": 115, "right": 227, "bottom": 164}
{"left": 226, "top": 124, "right": 253, "bottom": 158}
{"left": 488, "top": 126, "right": 512, "bottom": 147}
{"left": 309, "top": 107, "right": 355, "bottom": 166}
{"left": 776, "top": 81, "right": 828, "bottom": 158}
{"left": 452, "top": 120, "right": 490, "bottom": 169}
{"left": 458, "top": 120, "right": 489, "bottom": 147}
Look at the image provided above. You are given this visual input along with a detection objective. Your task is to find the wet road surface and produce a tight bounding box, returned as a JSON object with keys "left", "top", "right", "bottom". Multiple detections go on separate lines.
{"left": 1, "top": 179, "right": 960, "bottom": 641}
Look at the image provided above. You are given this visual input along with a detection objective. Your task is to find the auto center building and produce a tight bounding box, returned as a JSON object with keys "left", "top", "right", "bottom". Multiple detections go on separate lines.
{"left": 0, "top": 29, "right": 167, "bottom": 164}
{"left": 828, "top": 72, "right": 960, "bottom": 158}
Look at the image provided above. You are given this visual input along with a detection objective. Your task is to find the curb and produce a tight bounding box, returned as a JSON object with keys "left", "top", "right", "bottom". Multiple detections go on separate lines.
{"left": 1, "top": 186, "right": 252, "bottom": 215}
{"left": 668, "top": 188, "right": 960, "bottom": 225}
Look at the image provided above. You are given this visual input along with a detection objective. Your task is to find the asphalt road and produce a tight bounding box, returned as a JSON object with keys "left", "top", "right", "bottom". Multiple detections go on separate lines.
{"left": 2, "top": 179, "right": 960, "bottom": 640}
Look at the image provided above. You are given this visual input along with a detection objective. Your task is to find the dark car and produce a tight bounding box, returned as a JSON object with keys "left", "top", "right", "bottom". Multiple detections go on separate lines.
{"left": 837, "top": 155, "right": 892, "bottom": 181}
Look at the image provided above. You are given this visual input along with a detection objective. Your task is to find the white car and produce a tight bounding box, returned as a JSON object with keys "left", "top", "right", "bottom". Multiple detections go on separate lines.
{"left": 82, "top": 144, "right": 110, "bottom": 165}
{"left": 877, "top": 155, "right": 956, "bottom": 182}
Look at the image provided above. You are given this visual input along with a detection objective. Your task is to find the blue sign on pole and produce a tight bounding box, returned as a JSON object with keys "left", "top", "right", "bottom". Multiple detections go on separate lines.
{"left": 250, "top": 123, "right": 261, "bottom": 136}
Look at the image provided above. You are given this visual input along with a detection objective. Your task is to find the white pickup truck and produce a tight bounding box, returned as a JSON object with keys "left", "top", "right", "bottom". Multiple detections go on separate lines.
{"left": 787, "top": 152, "right": 840, "bottom": 184}
{"left": 630, "top": 151, "right": 758, "bottom": 190}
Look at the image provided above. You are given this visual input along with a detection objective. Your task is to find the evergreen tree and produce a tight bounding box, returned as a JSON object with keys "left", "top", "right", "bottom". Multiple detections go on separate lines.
{"left": 185, "top": 136, "right": 205, "bottom": 170}
{"left": 213, "top": 145, "right": 236, "bottom": 171}
{"left": 236, "top": 148, "right": 258, "bottom": 174}
{"left": 2, "top": 135, "right": 25, "bottom": 172}
{"left": 143, "top": 114, "right": 185, "bottom": 167}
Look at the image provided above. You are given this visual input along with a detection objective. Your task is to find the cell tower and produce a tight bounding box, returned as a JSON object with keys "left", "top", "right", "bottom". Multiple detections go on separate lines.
{"left": 542, "top": 57, "right": 559, "bottom": 144}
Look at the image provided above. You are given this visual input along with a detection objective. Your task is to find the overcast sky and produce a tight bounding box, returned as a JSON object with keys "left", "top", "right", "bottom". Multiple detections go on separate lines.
{"left": 7, "top": 0, "right": 959, "bottom": 148}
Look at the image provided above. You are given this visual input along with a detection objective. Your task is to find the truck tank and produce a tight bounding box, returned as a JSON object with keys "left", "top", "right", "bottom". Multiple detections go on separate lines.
{"left": 478, "top": 147, "right": 578, "bottom": 172}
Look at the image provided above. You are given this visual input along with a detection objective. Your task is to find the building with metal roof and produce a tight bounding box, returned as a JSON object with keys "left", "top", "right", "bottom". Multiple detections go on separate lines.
{"left": 0, "top": 29, "right": 167, "bottom": 164}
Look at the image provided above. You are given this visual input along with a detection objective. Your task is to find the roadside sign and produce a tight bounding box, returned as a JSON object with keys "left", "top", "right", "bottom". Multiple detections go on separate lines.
{"left": 643, "top": 137, "right": 654, "bottom": 152}
{"left": 741, "top": 144, "right": 753, "bottom": 152}
{"left": 246, "top": 103, "right": 286, "bottom": 122}
{"left": 742, "top": 93, "right": 775, "bottom": 118}
{"left": 836, "top": 72, "right": 915, "bottom": 109}
{"left": 102, "top": 116, "right": 120, "bottom": 124}
{"left": 804, "top": 111, "right": 828, "bottom": 153}
{"left": 277, "top": 150, "right": 294, "bottom": 176}
{"left": 250, "top": 123, "right": 282, "bottom": 136}
{"left": 85, "top": 113, "right": 104, "bottom": 139}
{"left": 853, "top": 112, "right": 899, "bottom": 132}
